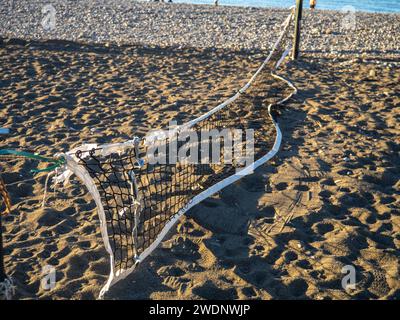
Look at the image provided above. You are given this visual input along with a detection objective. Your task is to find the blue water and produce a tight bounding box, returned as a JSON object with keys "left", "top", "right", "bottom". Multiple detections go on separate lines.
{"left": 173, "top": 0, "right": 400, "bottom": 13}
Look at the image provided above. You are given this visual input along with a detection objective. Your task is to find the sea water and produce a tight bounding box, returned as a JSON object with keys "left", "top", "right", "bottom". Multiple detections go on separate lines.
{"left": 173, "top": 0, "right": 400, "bottom": 13}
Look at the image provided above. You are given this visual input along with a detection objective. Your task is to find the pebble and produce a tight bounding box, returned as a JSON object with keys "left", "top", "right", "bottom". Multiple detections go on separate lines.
{"left": 0, "top": 1, "right": 398, "bottom": 58}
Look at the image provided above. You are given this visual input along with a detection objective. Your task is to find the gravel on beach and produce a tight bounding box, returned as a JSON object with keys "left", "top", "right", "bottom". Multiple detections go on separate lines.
{"left": 0, "top": 0, "right": 399, "bottom": 58}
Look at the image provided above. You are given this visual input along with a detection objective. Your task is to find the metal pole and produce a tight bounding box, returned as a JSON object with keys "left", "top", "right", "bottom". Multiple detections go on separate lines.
{"left": 292, "top": 0, "right": 303, "bottom": 60}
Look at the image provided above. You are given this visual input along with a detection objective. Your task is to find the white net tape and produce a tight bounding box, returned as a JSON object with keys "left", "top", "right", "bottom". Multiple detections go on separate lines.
{"left": 54, "top": 8, "right": 297, "bottom": 299}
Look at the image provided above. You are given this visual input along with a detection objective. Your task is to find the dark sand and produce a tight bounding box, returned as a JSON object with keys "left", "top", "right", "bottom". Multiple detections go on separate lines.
{"left": 0, "top": 39, "right": 399, "bottom": 299}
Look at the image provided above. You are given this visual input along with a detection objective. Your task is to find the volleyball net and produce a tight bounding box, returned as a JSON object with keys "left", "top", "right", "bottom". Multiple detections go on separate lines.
{"left": 50, "top": 8, "right": 297, "bottom": 298}
{"left": 0, "top": 8, "right": 297, "bottom": 299}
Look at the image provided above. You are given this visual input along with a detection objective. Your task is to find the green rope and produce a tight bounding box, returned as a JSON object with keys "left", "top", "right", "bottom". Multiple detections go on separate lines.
{"left": 0, "top": 150, "right": 65, "bottom": 173}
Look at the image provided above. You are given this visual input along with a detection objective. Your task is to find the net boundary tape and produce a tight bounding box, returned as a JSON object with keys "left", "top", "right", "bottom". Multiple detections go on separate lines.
{"left": 55, "top": 8, "right": 297, "bottom": 299}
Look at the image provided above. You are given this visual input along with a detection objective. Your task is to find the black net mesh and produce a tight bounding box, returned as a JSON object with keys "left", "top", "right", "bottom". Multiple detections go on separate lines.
{"left": 74, "top": 20, "right": 293, "bottom": 274}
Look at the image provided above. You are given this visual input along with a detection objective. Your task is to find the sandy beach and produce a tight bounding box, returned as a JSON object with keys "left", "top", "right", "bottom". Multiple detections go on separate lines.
{"left": 0, "top": 1, "right": 399, "bottom": 300}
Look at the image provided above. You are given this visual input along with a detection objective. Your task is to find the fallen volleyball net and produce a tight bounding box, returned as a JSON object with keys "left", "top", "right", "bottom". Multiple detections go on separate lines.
{"left": 50, "top": 9, "right": 297, "bottom": 298}
{"left": 0, "top": 8, "right": 297, "bottom": 299}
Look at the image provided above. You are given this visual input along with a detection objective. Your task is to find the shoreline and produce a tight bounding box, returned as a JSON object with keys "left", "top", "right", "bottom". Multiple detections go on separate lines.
{"left": 174, "top": 1, "right": 400, "bottom": 15}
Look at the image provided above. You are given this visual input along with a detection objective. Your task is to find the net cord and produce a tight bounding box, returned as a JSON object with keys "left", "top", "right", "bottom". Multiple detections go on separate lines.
{"left": 131, "top": 51, "right": 298, "bottom": 277}
{"left": 94, "top": 65, "right": 297, "bottom": 298}
{"left": 55, "top": 9, "right": 296, "bottom": 299}
{"left": 144, "top": 9, "right": 295, "bottom": 146}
